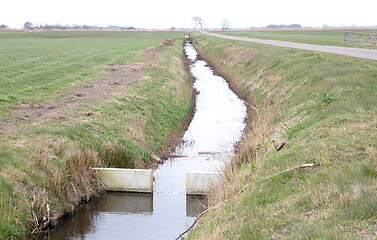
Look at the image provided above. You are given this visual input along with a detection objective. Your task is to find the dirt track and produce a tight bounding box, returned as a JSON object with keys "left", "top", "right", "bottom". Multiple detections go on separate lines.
{"left": 0, "top": 48, "right": 161, "bottom": 134}
{"left": 202, "top": 31, "right": 377, "bottom": 61}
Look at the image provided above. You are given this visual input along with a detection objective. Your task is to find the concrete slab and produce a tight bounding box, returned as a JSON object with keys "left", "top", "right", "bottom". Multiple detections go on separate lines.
{"left": 93, "top": 168, "right": 153, "bottom": 193}
{"left": 186, "top": 172, "right": 221, "bottom": 195}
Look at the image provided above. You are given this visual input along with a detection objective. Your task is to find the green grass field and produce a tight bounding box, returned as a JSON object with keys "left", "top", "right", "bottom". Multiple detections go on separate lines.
{"left": 220, "top": 29, "right": 377, "bottom": 49}
{"left": 189, "top": 32, "right": 377, "bottom": 239}
{"left": 0, "top": 30, "right": 189, "bottom": 239}
{"left": 0, "top": 31, "right": 180, "bottom": 112}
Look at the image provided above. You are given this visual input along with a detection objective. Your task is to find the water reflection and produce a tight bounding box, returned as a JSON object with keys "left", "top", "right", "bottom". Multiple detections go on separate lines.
{"left": 186, "top": 195, "right": 207, "bottom": 217}
{"left": 39, "top": 192, "right": 205, "bottom": 240}
{"left": 101, "top": 193, "right": 153, "bottom": 214}
{"left": 39, "top": 43, "right": 247, "bottom": 240}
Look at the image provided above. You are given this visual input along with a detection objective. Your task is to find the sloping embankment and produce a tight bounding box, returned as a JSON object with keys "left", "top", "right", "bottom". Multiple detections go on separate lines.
{"left": 0, "top": 35, "right": 193, "bottom": 239}
{"left": 188, "top": 33, "right": 377, "bottom": 239}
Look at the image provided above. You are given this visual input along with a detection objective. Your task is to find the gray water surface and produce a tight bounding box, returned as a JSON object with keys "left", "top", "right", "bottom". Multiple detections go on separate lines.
{"left": 40, "top": 43, "right": 247, "bottom": 240}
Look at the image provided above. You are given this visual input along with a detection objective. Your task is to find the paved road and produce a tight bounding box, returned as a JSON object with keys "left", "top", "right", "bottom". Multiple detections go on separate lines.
{"left": 202, "top": 31, "right": 377, "bottom": 61}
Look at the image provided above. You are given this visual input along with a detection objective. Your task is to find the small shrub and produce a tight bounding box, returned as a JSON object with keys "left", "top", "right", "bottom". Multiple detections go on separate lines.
{"left": 316, "top": 92, "right": 335, "bottom": 109}
{"left": 82, "top": 121, "right": 92, "bottom": 130}
{"left": 22, "top": 86, "right": 33, "bottom": 92}
{"left": 355, "top": 85, "right": 365, "bottom": 99}
{"left": 0, "top": 95, "right": 17, "bottom": 102}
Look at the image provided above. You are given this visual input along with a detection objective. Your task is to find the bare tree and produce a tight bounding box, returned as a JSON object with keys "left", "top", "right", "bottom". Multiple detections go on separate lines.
{"left": 192, "top": 16, "right": 204, "bottom": 30}
{"left": 0, "top": 24, "right": 8, "bottom": 29}
{"left": 222, "top": 19, "right": 230, "bottom": 31}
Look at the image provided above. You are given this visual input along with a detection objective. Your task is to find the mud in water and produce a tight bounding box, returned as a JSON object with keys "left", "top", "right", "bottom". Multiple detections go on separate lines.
{"left": 37, "top": 43, "right": 247, "bottom": 240}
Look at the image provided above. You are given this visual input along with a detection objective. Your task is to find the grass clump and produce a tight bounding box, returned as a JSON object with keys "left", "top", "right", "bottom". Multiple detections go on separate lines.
{"left": 188, "top": 32, "right": 377, "bottom": 239}
{"left": 316, "top": 92, "right": 336, "bottom": 109}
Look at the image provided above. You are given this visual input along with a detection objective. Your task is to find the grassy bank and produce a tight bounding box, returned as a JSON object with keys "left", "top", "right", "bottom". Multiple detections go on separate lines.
{"left": 188, "top": 33, "right": 377, "bottom": 239}
{"left": 220, "top": 29, "right": 377, "bottom": 49}
{"left": 0, "top": 31, "right": 190, "bottom": 239}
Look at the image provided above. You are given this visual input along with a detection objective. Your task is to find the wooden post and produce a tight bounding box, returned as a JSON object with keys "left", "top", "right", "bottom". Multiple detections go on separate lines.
{"left": 358, "top": 33, "right": 361, "bottom": 46}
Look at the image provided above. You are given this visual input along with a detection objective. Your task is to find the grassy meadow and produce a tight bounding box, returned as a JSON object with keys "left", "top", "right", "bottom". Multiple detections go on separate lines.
{"left": 220, "top": 29, "right": 377, "bottom": 49}
{"left": 0, "top": 30, "right": 190, "bottom": 238}
{"left": 188, "top": 32, "right": 377, "bottom": 239}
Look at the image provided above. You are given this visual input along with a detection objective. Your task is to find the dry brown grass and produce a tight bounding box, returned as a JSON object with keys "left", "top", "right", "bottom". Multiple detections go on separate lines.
{"left": 207, "top": 97, "right": 277, "bottom": 208}
{"left": 30, "top": 145, "right": 104, "bottom": 232}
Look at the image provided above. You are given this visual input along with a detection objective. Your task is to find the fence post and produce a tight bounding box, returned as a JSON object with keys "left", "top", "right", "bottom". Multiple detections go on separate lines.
{"left": 344, "top": 31, "right": 375, "bottom": 46}
{"left": 358, "top": 33, "right": 361, "bottom": 46}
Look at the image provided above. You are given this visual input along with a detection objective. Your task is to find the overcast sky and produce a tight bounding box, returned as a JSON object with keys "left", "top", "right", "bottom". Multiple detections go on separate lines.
{"left": 1, "top": 0, "right": 376, "bottom": 29}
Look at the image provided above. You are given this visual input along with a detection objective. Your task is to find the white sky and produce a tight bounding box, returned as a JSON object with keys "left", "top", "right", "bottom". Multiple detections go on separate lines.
{"left": 1, "top": 0, "right": 376, "bottom": 29}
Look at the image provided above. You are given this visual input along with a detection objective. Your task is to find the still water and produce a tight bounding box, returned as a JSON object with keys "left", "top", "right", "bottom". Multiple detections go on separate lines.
{"left": 40, "top": 43, "right": 247, "bottom": 240}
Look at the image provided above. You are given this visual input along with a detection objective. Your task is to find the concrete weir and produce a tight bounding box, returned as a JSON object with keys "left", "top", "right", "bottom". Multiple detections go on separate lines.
{"left": 186, "top": 172, "right": 221, "bottom": 195}
{"left": 93, "top": 167, "right": 220, "bottom": 195}
{"left": 93, "top": 168, "right": 153, "bottom": 193}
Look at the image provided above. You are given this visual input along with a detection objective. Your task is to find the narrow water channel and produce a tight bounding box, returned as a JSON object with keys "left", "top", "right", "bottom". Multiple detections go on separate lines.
{"left": 39, "top": 43, "right": 247, "bottom": 240}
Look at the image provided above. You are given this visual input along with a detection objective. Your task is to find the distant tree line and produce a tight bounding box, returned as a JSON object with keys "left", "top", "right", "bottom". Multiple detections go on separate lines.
{"left": 22, "top": 21, "right": 136, "bottom": 30}
{"left": 265, "top": 24, "right": 302, "bottom": 29}
{"left": 0, "top": 24, "right": 8, "bottom": 29}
